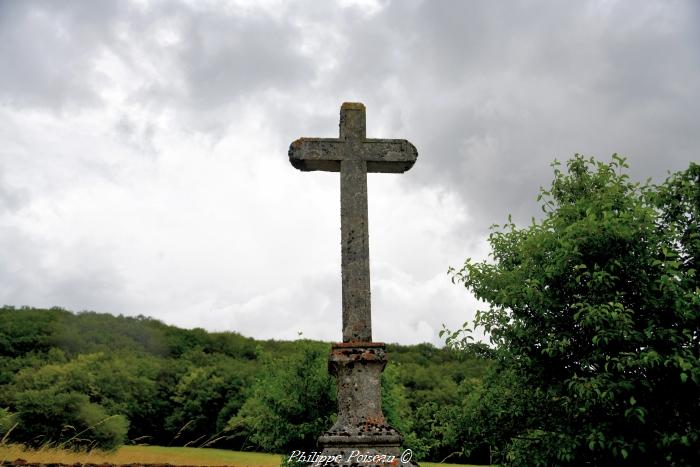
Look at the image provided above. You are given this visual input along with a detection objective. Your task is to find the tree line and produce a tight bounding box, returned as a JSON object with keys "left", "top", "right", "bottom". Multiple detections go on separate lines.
{"left": 0, "top": 306, "right": 490, "bottom": 463}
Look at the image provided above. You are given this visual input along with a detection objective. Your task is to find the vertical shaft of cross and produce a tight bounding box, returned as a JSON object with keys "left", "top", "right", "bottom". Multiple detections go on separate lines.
{"left": 288, "top": 102, "right": 417, "bottom": 344}
{"left": 339, "top": 103, "right": 371, "bottom": 342}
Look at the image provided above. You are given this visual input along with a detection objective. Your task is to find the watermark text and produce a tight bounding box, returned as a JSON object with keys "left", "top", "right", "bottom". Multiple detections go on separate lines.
{"left": 288, "top": 449, "right": 412, "bottom": 465}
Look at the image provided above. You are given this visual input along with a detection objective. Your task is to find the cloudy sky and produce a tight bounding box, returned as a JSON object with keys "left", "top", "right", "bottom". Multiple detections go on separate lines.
{"left": 1, "top": 0, "right": 698, "bottom": 345}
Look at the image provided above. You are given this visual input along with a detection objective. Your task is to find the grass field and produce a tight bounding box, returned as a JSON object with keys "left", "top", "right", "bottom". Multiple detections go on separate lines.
{"left": 0, "top": 444, "right": 482, "bottom": 466}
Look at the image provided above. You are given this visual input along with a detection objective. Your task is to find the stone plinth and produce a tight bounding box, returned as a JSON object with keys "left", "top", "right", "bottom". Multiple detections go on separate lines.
{"left": 317, "top": 343, "right": 416, "bottom": 466}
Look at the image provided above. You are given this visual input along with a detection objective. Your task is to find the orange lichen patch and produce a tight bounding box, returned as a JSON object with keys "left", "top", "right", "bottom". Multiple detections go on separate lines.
{"left": 332, "top": 342, "right": 385, "bottom": 348}
{"left": 289, "top": 138, "right": 307, "bottom": 150}
{"left": 363, "top": 416, "right": 386, "bottom": 426}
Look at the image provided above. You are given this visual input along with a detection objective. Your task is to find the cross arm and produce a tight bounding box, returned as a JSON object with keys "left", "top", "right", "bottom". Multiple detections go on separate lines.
{"left": 362, "top": 139, "right": 418, "bottom": 173}
{"left": 288, "top": 138, "right": 344, "bottom": 172}
{"left": 289, "top": 137, "right": 418, "bottom": 173}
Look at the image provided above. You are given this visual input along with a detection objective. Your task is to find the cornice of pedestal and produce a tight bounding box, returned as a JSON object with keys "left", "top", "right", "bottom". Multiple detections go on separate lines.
{"left": 328, "top": 343, "right": 388, "bottom": 367}
{"left": 332, "top": 341, "right": 386, "bottom": 348}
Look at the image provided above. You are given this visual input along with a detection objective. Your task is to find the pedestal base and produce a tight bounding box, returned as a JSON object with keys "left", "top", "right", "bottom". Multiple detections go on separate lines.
{"left": 315, "top": 343, "right": 418, "bottom": 466}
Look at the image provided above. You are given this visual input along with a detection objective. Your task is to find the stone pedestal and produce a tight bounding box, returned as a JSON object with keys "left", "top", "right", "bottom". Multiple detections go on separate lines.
{"left": 317, "top": 342, "right": 417, "bottom": 466}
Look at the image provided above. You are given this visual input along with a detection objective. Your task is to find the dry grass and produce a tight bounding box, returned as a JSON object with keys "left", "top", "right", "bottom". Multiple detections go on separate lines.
{"left": 0, "top": 444, "right": 280, "bottom": 466}
{"left": 0, "top": 444, "right": 482, "bottom": 466}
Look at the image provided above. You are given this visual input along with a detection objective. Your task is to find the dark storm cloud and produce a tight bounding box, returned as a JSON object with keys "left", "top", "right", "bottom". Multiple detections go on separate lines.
{"left": 175, "top": 9, "right": 313, "bottom": 109}
{"left": 128, "top": 2, "right": 318, "bottom": 138}
{"left": 0, "top": 0, "right": 314, "bottom": 118}
{"left": 3, "top": 0, "right": 698, "bottom": 222}
{"left": 320, "top": 0, "right": 700, "bottom": 228}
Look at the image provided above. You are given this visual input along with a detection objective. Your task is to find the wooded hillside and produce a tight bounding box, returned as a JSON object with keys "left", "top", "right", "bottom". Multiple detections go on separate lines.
{"left": 0, "top": 307, "right": 490, "bottom": 463}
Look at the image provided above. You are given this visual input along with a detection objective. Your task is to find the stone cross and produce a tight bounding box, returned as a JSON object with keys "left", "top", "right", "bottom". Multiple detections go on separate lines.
{"left": 288, "top": 103, "right": 417, "bottom": 342}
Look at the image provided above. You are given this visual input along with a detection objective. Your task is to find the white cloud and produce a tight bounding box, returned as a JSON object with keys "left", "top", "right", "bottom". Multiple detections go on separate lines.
{"left": 1, "top": 0, "right": 698, "bottom": 345}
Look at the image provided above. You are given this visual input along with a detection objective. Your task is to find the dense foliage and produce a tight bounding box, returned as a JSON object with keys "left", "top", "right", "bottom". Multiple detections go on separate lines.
{"left": 450, "top": 156, "right": 699, "bottom": 465}
{"left": 0, "top": 307, "right": 489, "bottom": 462}
{"left": 228, "top": 340, "right": 336, "bottom": 452}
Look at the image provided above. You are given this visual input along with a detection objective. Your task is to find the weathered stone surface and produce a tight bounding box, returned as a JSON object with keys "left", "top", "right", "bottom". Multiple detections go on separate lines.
{"left": 288, "top": 103, "right": 417, "bottom": 342}
{"left": 288, "top": 103, "right": 418, "bottom": 466}
{"left": 323, "top": 343, "right": 392, "bottom": 432}
{"left": 316, "top": 343, "right": 410, "bottom": 466}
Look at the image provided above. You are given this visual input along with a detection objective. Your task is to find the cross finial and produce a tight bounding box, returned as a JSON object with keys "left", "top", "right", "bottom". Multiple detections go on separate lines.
{"left": 339, "top": 102, "right": 366, "bottom": 140}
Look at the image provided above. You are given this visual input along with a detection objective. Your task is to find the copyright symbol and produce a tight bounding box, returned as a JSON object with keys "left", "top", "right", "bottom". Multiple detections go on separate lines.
{"left": 400, "top": 449, "right": 413, "bottom": 463}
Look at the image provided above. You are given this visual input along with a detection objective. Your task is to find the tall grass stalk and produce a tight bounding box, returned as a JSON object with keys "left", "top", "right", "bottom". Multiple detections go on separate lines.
{"left": 57, "top": 415, "right": 119, "bottom": 450}
{"left": 0, "top": 423, "right": 18, "bottom": 446}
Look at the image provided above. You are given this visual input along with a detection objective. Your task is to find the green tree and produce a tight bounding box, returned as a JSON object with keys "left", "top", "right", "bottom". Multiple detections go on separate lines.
{"left": 165, "top": 353, "right": 251, "bottom": 447}
{"left": 227, "top": 340, "right": 336, "bottom": 452}
{"left": 2, "top": 353, "right": 134, "bottom": 449}
{"left": 450, "top": 156, "right": 699, "bottom": 465}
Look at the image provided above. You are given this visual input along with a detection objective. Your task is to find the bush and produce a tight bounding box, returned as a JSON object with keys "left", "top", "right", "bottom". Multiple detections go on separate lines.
{"left": 227, "top": 340, "right": 335, "bottom": 452}
{"left": 11, "top": 389, "right": 127, "bottom": 450}
{"left": 450, "top": 156, "right": 700, "bottom": 465}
